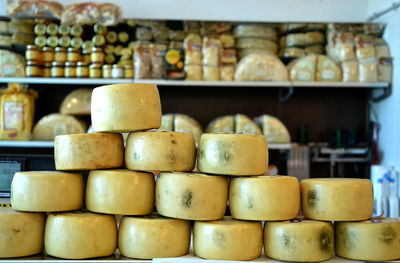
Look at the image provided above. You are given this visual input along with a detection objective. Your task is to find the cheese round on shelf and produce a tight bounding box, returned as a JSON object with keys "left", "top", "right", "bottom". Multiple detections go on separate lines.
{"left": 335, "top": 218, "right": 400, "bottom": 261}
{"left": 60, "top": 88, "right": 92, "bottom": 115}
{"left": 229, "top": 175, "right": 300, "bottom": 221}
{"left": 0, "top": 207, "right": 45, "bottom": 258}
{"left": 235, "top": 114, "right": 262, "bottom": 135}
{"left": 11, "top": 171, "right": 83, "bottom": 212}
{"left": 197, "top": 133, "right": 268, "bottom": 176}
{"left": 118, "top": 214, "right": 190, "bottom": 259}
{"left": 193, "top": 217, "right": 262, "bottom": 260}
{"left": 205, "top": 114, "right": 261, "bottom": 135}
{"left": 86, "top": 169, "right": 154, "bottom": 215}
{"left": 254, "top": 114, "right": 291, "bottom": 143}
{"left": 44, "top": 212, "right": 117, "bottom": 259}
{"left": 155, "top": 172, "right": 228, "bottom": 220}
{"left": 125, "top": 131, "right": 196, "bottom": 172}
{"left": 160, "top": 114, "right": 203, "bottom": 146}
{"left": 264, "top": 219, "right": 334, "bottom": 262}
{"left": 288, "top": 54, "right": 317, "bottom": 82}
{"left": 91, "top": 83, "right": 162, "bottom": 133}
{"left": 300, "top": 178, "right": 373, "bottom": 221}
{"left": 54, "top": 133, "right": 124, "bottom": 170}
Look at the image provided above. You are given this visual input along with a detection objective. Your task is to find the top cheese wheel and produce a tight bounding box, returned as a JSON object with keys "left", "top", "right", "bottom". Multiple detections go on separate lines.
{"left": 54, "top": 133, "right": 124, "bottom": 170}
{"left": 197, "top": 133, "right": 268, "bottom": 176}
{"left": 335, "top": 217, "right": 400, "bottom": 261}
{"left": 0, "top": 207, "right": 45, "bottom": 258}
{"left": 300, "top": 178, "right": 373, "bottom": 221}
{"left": 91, "top": 83, "right": 162, "bottom": 133}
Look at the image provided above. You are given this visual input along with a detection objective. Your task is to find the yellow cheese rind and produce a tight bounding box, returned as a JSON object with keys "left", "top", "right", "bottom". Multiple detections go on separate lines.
{"left": 119, "top": 215, "right": 190, "bottom": 259}
{"left": 300, "top": 178, "right": 373, "bottom": 221}
{"left": 54, "top": 133, "right": 124, "bottom": 170}
{"left": 44, "top": 212, "right": 117, "bottom": 259}
{"left": 125, "top": 131, "right": 196, "bottom": 172}
{"left": 60, "top": 88, "right": 92, "bottom": 115}
{"left": 91, "top": 83, "right": 162, "bottom": 133}
{"left": 264, "top": 219, "right": 334, "bottom": 262}
{"left": 193, "top": 217, "right": 262, "bottom": 260}
{"left": 229, "top": 176, "right": 300, "bottom": 220}
{"left": 0, "top": 208, "right": 45, "bottom": 258}
{"left": 155, "top": 172, "right": 228, "bottom": 220}
{"left": 86, "top": 169, "right": 154, "bottom": 215}
{"left": 197, "top": 133, "right": 268, "bottom": 176}
{"left": 11, "top": 171, "right": 83, "bottom": 212}
{"left": 335, "top": 218, "right": 400, "bottom": 261}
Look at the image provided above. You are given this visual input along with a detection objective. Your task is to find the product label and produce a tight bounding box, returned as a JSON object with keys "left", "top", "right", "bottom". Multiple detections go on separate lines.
{"left": 3, "top": 102, "right": 24, "bottom": 130}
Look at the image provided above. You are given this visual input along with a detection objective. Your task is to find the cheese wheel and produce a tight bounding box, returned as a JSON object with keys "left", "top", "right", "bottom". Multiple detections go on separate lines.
{"left": 197, "top": 133, "right": 268, "bottom": 176}
{"left": 300, "top": 178, "right": 373, "bottom": 221}
{"left": 54, "top": 133, "right": 124, "bottom": 170}
{"left": 125, "top": 131, "right": 196, "bottom": 172}
{"left": 119, "top": 215, "right": 190, "bottom": 259}
{"left": 193, "top": 217, "right": 262, "bottom": 260}
{"left": 45, "top": 212, "right": 117, "bottom": 259}
{"left": 336, "top": 218, "right": 400, "bottom": 261}
{"left": 60, "top": 88, "right": 92, "bottom": 115}
{"left": 229, "top": 175, "right": 300, "bottom": 220}
{"left": 91, "top": 83, "right": 162, "bottom": 133}
{"left": 0, "top": 207, "right": 45, "bottom": 258}
{"left": 155, "top": 172, "right": 228, "bottom": 220}
{"left": 264, "top": 219, "right": 334, "bottom": 262}
{"left": 11, "top": 171, "right": 83, "bottom": 212}
{"left": 86, "top": 169, "right": 154, "bottom": 215}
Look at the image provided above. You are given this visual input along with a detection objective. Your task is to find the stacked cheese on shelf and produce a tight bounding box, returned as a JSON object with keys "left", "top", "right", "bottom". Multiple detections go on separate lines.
{"left": 2, "top": 82, "right": 400, "bottom": 262}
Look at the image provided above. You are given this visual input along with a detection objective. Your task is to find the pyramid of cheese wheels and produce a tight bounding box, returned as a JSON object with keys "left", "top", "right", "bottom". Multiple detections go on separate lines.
{"left": 2, "top": 83, "right": 400, "bottom": 262}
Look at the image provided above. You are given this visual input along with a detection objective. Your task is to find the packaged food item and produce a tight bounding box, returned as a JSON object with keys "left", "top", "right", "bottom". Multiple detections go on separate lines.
{"left": 111, "top": 64, "right": 123, "bottom": 78}
{"left": 279, "top": 23, "right": 306, "bottom": 34}
{"left": 374, "top": 38, "right": 390, "bottom": 58}
{"left": 316, "top": 55, "right": 342, "bottom": 81}
{"left": 76, "top": 62, "right": 89, "bottom": 78}
{"left": 184, "top": 21, "right": 200, "bottom": 33}
{"left": 355, "top": 34, "right": 375, "bottom": 60}
{"left": 8, "top": 19, "right": 34, "bottom": 34}
{"left": 280, "top": 47, "right": 305, "bottom": 58}
{"left": 202, "top": 37, "right": 221, "bottom": 66}
{"left": 89, "top": 63, "right": 102, "bottom": 78}
{"left": 134, "top": 42, "right": 151, "bottom": 79}
{"left": 377, "top": 57, "right": 393, "bottom": 83}
{"left": 184, "top": 64, "right": 202, "bottom": 80}
{"left": 359, "top": 59, "right": 377, "bottom": 82}
{"left": 234, "top": 53, "right": 288, "bottom": 81}
{"left": 255, "top": 114, "right": 291, "bottom": 143}
{"left": 8, "top": 0, "right": 63, "bottom": 19}
{"left": 169, "top": 30, "right": 186, "bottom": 41}
{"left": 0, "top": 50, "right": 25, "bottom": 77}
{"left": 233, "top": 24, "right": 277, "bottom": 41}
{"left": 123, "top": 65, "right": 133, "bottom": 78}
{"left": 200, "top": 21, "right": 231, "bottom": 35}
{"left": 149, "top": 43, "right": 166, "bottom": 79}
{"left": 0, "top": 34, "right": 12, "bottom": 48}
{"left": 203, "top": 65, "right": 219, "bottom": 81}
{"left": 220, "top": 49, "right": 237, "bottom": 64}
{"left": 102, "top": 64, "right": 112, "bottom": 78}
{"left": 51, "top": 61, "right": 64, "bottom": 78}
{"left": 152, "top": 27, "right": 169, "bottom": 41}
{"left": 236, "top": 38, "right": 278, "bottom": 53}
{"left": 219, "top": 34, "right": 235, "bottom": 48}
{"left": 184, "top": 33, "right": 202, "bottom": 65}
{"left": 32, "top": 113, "right": 86, "bottom": 141}
{"left": 305, "top": 31, "right": 325, "bottom": 45}
{"left": 0, "top": 83, "right": 37, "bottom": 140}
{"left": 341, "top": 60, "right": 359, "bottom": 82}
{"left": 26, "top": 61, "right": 42, "bottom": 77}
{"left": 61, "top": 3, "right": 122, "bottom": 26}
{"left": 289, "top": 54, "right": 316, "bottom": 81}
{"left": 219, "top": 65, "right": 235, "bottom": 81}
{"left": 164, "top": 48, "right": 185, "bottom": 79}
{"left": 334, "top": 32, "right": 355, "bottom": 61}
{"left": 54, "top": 47, "right": 67, "bottom": 63}
{"left": 136, "top": 27, "right": 152, "bottom": 41}
{"left": 304, "top": 45, "right": 324, "bottom": 55}
{"left": 42, "top": 62, "right": 51, "bottom": 77}
{"left": 237, "top": 48, "right": 277, "bottom": 59}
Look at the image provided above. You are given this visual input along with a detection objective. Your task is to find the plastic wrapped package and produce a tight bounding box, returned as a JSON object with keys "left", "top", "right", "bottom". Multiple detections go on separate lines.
{"left": 136, "top": 27, "right": 152, "bottom": 41}
{"left": 60, "top": 89, "right": 92, "bottom": 115}
{"left": 355, "top": 35, "right": 375, "bottom": 60}
{"left": 233, "top": 24, "right": 277, "bottom": 41}
{"left": 150, "top": 43, "right": 167, "bottom": 79}
{"left": 220, "top": 49, "right": 237, "bottom": 64}
{"left": 236, "top": 38, "right": 278, "bottom": 53}
{"left": 168, "top": 30, "right": 186, "bottom": 41}
{"left": 374, "top": 38, "right": 390, "bottom": 58}
{"left": 203, "top": 65, "right": 219, "bottom": 81}
{"left": 280, "top": 47, "right": 305, "bottom": 58}
{"left": 0, "top": 83, "right": 37, "bottom": 140}
{"left": 184, "top": 21, "right": 200, "bottom": 33}
{"left": 200, "top": 21, "right": 231, "bottom": 35}
{"left": 164, "top": 48, "right": 185, "bottom": 79}
{"left": 359, "top": 59, "right": 377, "bottom": 82}
{"left": 237, "top": 48, "right": 277, "bottom": 59}
{"left": 282, "top": 33, "right": 306, "bottom": 46}
{"left": 134, "top": 42, "right": 151, "bottom": 79}
{"left": 254, "top": 114, "right": 291, "bottom": 143}
{"left": 219, "top": 34, "right": 235, "bottom": 48}
{"left": 202, "top": 37, "right": 221, "bottom": 66}
{"left": 334, "top": 32, "right": 355, "bottom": 61}
{"left": 364, "top": 23, "right": 385, "bottom": 37}
{"left": 341, "top": 60, "right": 359, "bottom": 82}
{"left": 316, "top": 55, "right": 342, "bottom": 81}
{"left": 184, "top": 33, "right": 202, "bottom": 65}
{"left": 279, "top": 23, "right": 306, "bottom": 34}
{"left": 0, "top": 35, "right": 12, "bottom": 48}
{"left": 219, "top": 65, "right": 235, "bottom": 81}
{"left": 169, "top": 41, "right": 183, "bottom": 49}
{"left": 304, "top": 45, "right": 324, "bottom": 55}
{"left": 0, "top": 50, "right": 25, "bottom": 77}
{"left": 289, "top": 54, "right": 316, "bottom": 81}
{"left": 8, "top": 0, "right": 63, "bottom": 19}
{"left": 377, "top": 57, "right": 393, "bottom": 83}
{"left": 152, "top": 27, "right": 169, "bottom": 41}
{"left": 184, "top": 64, "right": 202, "bottom": 80}
{"left": 32, "top": 113, "right": 86, "bottom": 141}
{"left": 234, "top": 53, "right": 288, "bottom": 81}
{"left": 8, "top": 19, "right": 34, "bottom": 35}
{"left": 61, "top": 3, "right": 122, "bottom": 26}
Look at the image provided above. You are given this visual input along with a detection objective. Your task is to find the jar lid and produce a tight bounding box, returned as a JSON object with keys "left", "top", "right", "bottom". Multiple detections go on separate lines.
{"left": 52, "top": 61, "right": 64, "bottom": 66}
{"left": 42, "top": 47, "right": 54, "bottom": 52}
{"left": 55, "top": 47, "right": 66, "bottom": 52}
{"left": 26, "top": 61, "right": 40, "bottom": 66}
{"left": 77, "top": 62, "right": 89, "bottom": 66}
{"left": 112, "top": 64, "right": 122, "bottom": 68}
{"left": 89, "top": 63, "right": 102, "bottom": 68}
{"left": 102, "top": 64, "right": 112, "bottom": 69}
{"left": 92, "top": 47, "right": 103, "bottom": 52}
{"left": 67, "top": 47, "right": 78, "bottom": 52}
{"left": 26, "top": 45, "right": 38, "bottom": 50}
{"left": 65, "top": 62, "right": 77, "bottom": 67}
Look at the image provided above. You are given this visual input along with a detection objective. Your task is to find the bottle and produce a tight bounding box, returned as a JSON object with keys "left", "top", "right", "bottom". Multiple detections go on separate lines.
{"left": 34, "top": 24, "right": 46, "bottom": 36}
{"left": 387, "top": 168, "right": 399, "bottom": 217}
{"left": 46, "top": 36, "right": 59, "bottom": 48}
{"left": 25, "top": 45, "right": 41, "bottom": 61}
{"left": 64, "top": 62, "right": 77, "bottom": 78}
{"left": 58, "top": 36, "right": 71, "bottom": 48}
{"left": 42, "top": 47, "right": 55, "bottom": 63}
{"left": 46, "top": 23, "right": 59, "bottom": 36}
{"left": 76, "top": 62, "right": 89, "bottom": 78}
{"left": 106, "top": 31, "right": 117, "bottom": 44}
{"left": 26, "top": 61, "right": 42, "bottom": 77}
{"left": 71, "top": 25, "right": 83, "bottom": 37}
{"left": 58, "top": 24, "right": 71, "bottom": 36}
{"left": 54, "top": 47, "right": 67, "bottom": 63}
{"left": 51, "top": 61, "right": 65, "bottom": 78}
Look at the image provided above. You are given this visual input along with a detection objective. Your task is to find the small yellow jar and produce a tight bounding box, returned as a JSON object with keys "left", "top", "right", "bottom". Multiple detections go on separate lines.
{"left": 25, "top": 45, "right": 41, "bottom": 62}
{"left": 26, "top": 61, "right": 42, "bottom": 77}
{"left": 82, "top": 51, "right": 91, "bottom": 64}
{"left": 89, "top": 63, "right": 102, "bottom": 78}
{"left": 91, "top": 48, "right": 105, "bottom": 64}
{"left": 67, "top": 48, "right": 81, "bottom": 62}
{"left": 51, "top": 61, "right": 64, "bottom": 78}
{"left": 65, "top": 62, "right": 77, "bottom": 78}
{"left": 102, "top": 65, "right": 112, "bottom": 78}
{"left": 77, "top": 62, "right": 89, "bottom": 78}
{"left": 55, "top": 47, "right": 67, "bottom": 63}
{"left": 43, "top": 62, "right": 52, "bottom": 77}
{"left": 123, "top": 65, "right": 134, "bottom": 79}
{"left": 105, "top": 54, "right": 115, "bottom": 64}
{"left": 111, "top": 64, "right": 123, "bottom": 78}
{"left": 42, "top": 47, "right": 54, "bottom": 63}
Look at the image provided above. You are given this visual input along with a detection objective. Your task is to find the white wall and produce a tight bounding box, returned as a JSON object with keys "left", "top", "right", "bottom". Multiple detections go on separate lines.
{"left": 368, "top": 0, "right": 400, "bottom": 169}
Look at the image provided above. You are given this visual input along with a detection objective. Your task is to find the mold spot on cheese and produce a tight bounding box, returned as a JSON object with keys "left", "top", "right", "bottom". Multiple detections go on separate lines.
{"left": 279, "top": 232, "right": 295, "bottom": 249}
{"left": 171, "top": 139, "right": 177, "bottom": 144}
{"left": 211, "top": 231, "right": 225, "bottom": 248}
{"left": 338, "top": 227, "right": 357, "bottom": 250}
{"left": 319, "top": 229, "right": 332, "bottom": 253}
{"left": 133, "top": 152, "right": 140, "bottom": 160}
{"left": 307, "top": 189, "right": 318, "bottom": 208}
{"left": 380, "top": 226, "right": 397, "bottom": 245}
{"left": 182, "top": 190, "right": 192, "bottom": 208}
{"left": 247, "top": 196, "right": 254, "bottom": 209}
{"left": 219, "top": 151, "right": 230, "bottom": 162}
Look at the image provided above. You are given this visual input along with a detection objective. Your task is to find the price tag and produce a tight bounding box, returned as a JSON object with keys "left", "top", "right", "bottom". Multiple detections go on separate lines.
{"left": 0, "top": 158, "right": 25, "bottom": 196}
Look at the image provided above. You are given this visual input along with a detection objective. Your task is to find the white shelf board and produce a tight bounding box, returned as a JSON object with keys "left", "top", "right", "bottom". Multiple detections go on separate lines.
{"left": 0, "top": 141, "right": 54, "bottom": 148}
{"left": 268, "top": 143, "right": 292, "bottom": 150}
{"left": 0, "top": 78, "right": 390, "bottom": 89}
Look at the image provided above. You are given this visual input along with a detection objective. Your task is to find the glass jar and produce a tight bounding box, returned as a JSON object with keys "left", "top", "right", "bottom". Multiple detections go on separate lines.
{"left": 92, "top": 35, "right": 105, "bottom": 47}
{"left": 102, "top": 65, "right": 112, "bottom": 78}
{"left": 82, "top": 51, "right": 91, "bottom": 64}
{"left": 91, "top": 48, "right": 104, "bottom": 64}
{"left": 58, "top": 36, "right": 71, "bottom": 48}
{"left": 26, "top": 61, "right": 42, "bottom": 77}
{"left": 55, "top": 47, "right": 67, "bottom": 63}
{"left": 105, "top": 54, "right": 115, "bottom": 65}
{"left": 71, "top": 37, "right": 83, "bottom": 50}
{"left": 58, "top": 24, "right": 70, "bottom": 36}
{"left": 25, "top": 45, "right": 41, "bottom": 61}
{"left": 42, "top": 47, "right": 54, "bottom": 63}
{"left": 34, "top": 36, "right": 46, "bottom": 48}
{"left": 68, "top": 48, "right": 81, "bottom": 62}
{"left": 82, "top": 40, "right": 93, "bottom": 53}
{"left": 123, "top": 65, "right": 134, "bottom": 79}
{"left": 111, "top": 64, "right": 124, "bottom": 78}
{"left": 89, "top": 63, "right": 102, "bottom": 78}
{"left": 34, "top": 24, "right": 46, "bottom": 36}
{"left": 46, "top": 23, "right": 58, "bottom": 36}
{"left": 77, "top": 62, "right": 89, "bottom": 78}
{"left": 106, "top": 31, "right": 117, "bottom": 44}
{"left": 51, "top": 61, "right": 64, "bottom": 78}
{"left": 94, "top": 24, "right": 107, "bottom": 35}
{"left": 42, "top": 62, "right": 52, "bottom": 77}
{"left": 65, "top": 62, "right": 77, "bottom": 78}
{"left": 46, "top": 36, "right": 58, "bottom": 48}
{"left": 71, "top": 25, "right": 83, "bottom": 37}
